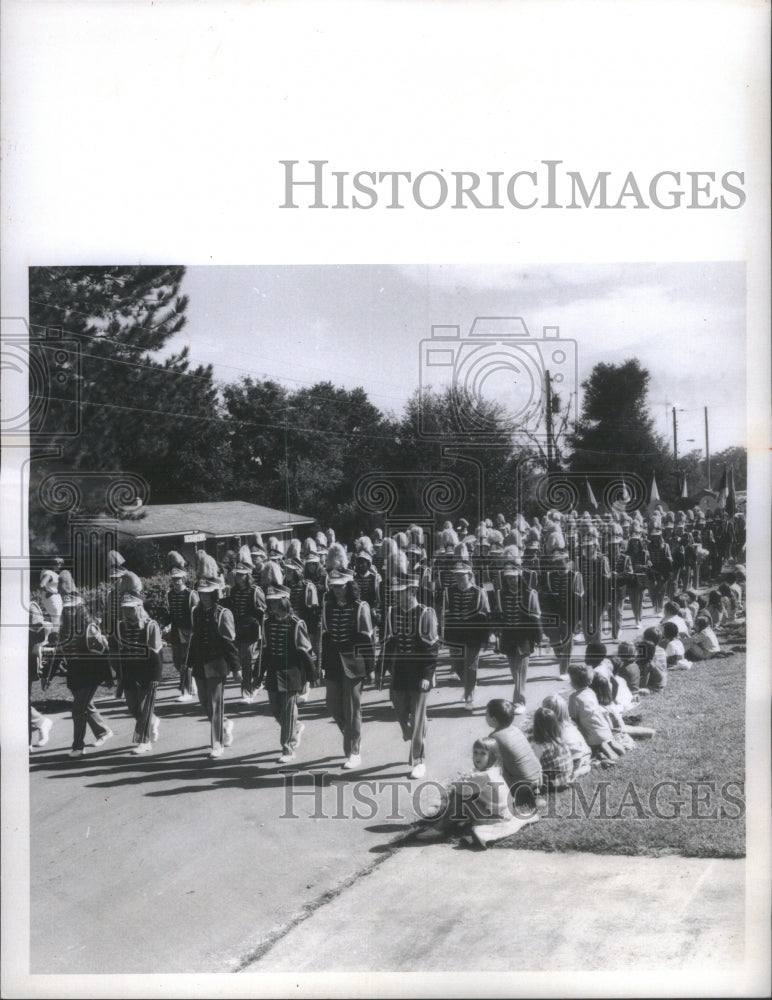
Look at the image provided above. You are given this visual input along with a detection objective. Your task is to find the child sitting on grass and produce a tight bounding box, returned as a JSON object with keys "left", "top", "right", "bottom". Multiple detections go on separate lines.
{"left": 541, "top": 694, "right": 592, "bottom": 780}
{"left": 611, "top": 640, "right": 642, "bottom": 695}
{"left": 638, "top": 628, "right": 668, "bottom": 691}
{"left": 484, "top": 698, "right": 543, "bottom": 813}
{"left": 414, "top": 736, "right": 510, "bottom": 841}
{"left": 531, "top": 707, "right": 574, "bottom": 790}
{"left": 590, "top": 671, "right": 656, "bottom": 743}
{"left": 686, "top": 614, "right": 730, "bottom": 660}
{"left": 567, "top": 664, "right": 625, "bottom": 763}
{"left": 584, "top": 641, "right": 614, "bottom": 681}
{"left": 662, "top": 620, "right": 691, "bottom": 670}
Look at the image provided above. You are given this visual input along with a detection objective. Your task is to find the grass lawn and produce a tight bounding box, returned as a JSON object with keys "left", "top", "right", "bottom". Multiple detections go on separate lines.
{"left": 496, "top": 651, "right": 746, "bottom": 858}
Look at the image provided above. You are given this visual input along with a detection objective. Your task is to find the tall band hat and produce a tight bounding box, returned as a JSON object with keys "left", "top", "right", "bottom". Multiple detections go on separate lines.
{"left": 487, "top": 529, "right": 504, "bottom": 550}
{"left": 234, "top": 544, "right": 255, "bottom": 573}
{"left": 325, "top": 527, "right": 336, "bottom": 546}
{"left": 440, "top": 526, "right": 459, "bottom": 550}
{"left": 283, "top": 538, "right": 304, "bottom": 572}
{"left": 120, "top": 570, "right": 144, "bottom": 599}
{"left": 501, "top": 544, "right": 523, "bottom": 574}
{"left": 195, "top": 551, "right": 224, "bottom": 593}
{"left": 261, "top": 559, "right": 285, "bottom": 591}
{"left": 315, "top": 530, "right": 328, "bottom": 551}
{"left": 301, "top": 536, "right": 319, "bottom": 562}
{"left": 325, "top": 541, "right": 349, "bottom": 574}
{"left": 266, "top": 535, "right": 284, "bottom": 559}
{"left": 389, "top": 573, "right": 419, "bottom": 592}
{"left": 327, "top": 567, "right": 354, "bottom": 585}
{"left": 166, "top": 549, "right": 188, "bottom": 579}
{"left": 265, "top": 583, "right": 291, "bottom": 601}
{"left": 107, "top": 549, "right": 126, "bottom": 579}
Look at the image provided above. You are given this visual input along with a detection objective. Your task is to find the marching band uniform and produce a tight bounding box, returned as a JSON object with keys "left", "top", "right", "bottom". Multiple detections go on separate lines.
{"left": 189, "top": 553, "right": 239, "bottom": 758}
{"left": 29, "top": 600, "right": 53, "bottom": 749}
{"left": 541, "top": 552, "right": 584, "bottom": 675}
{"left": 320, "top": 566, "right": 376, "bottom": 767}
{"left": 625, "top": 528, "right": 649, "bottom": 626}
{"left": 496, "top": 549, "right": 542, "bottom": 715}
{"left": 225, "top": 546, "right": 267, "bottom": 704}
{"left": 164, "top": 551, "right": 199, "bottom": 703}
{"left": 116, "top": 588, "right": 164, "bottom": 755}
{"left": 352, "top": 543, "right": 382, "bottom": 633}
{"left": 382, "top": 575, "right": 439, "bottom": 779}
{"left": 646, "top": 527, "right": 673, "bottom": 614}
{"left": 443, "top": 560, "right": 490, "bottom": 709}
{"left": 577, "top": 529, "right": 611, "bottom": 640}
{"left": 56, "top": 571, "right": 112, "bottom": 755}
{"left": 261, "top": 584, "right": 316, "bottom": 764}
{"left": 609, "top": 540, "right": 635, "bottom": 640}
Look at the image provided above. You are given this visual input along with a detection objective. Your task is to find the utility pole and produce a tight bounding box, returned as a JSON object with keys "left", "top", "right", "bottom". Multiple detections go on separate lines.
{"left": 672, "top": 406, "right": 678, "bottom": 471}
{"left": 704, "top": 406, "right": 711, "bottom": 489}
{"left": 545, "top": 370, "right": 554, "bottom": 472}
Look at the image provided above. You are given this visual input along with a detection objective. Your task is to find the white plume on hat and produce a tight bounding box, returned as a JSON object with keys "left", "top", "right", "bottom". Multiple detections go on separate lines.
{"left": 487, "top": 529, "right": 504, "bottom": 547}
{"left": 382, "top": 537, "right": 408, "bottom": 577}
{"left": 356, "top": 535, "right": 374, "bottom": 556}
{"left": 325, "top": 541, "right": 349, "bottom": 573}
{"left": 285, "top": 538, "right": 302, "bottom": 564}
{"left": 107, "top": 549, "right": 126, "bottom": 572}
{"left": 120, "top": 570, "right": 143, "bottom": 598}
{"left": 166, "top": 550, "right": 186, "bottom": 572}
{"left": 267, "top": 535, "right": 283, "bottom": 555}
{"left": 440, "top": 527, "right": 459, "bottom": 549}
{"left": 325, "top": 527, "right": 336, "bottom": 546}
{"left": 301, "top": 536, "right": 318, "bottom": 559}
{"left": 196, "top": 550, "right": 221, "bottom": 581}
{"left": 394, "top": 531, "right": 408, "bottom": 551}
{"left": 261, "top": 559, "right": 284, "bottom": 590}
{"left": 315, "top": 531, "right": 328, "bottom": 549}
{"left": 237, "top": 544, "right": 254, "bottom": 567}
{"left": 408, "top": 525, "right": 424, "bottom": 547}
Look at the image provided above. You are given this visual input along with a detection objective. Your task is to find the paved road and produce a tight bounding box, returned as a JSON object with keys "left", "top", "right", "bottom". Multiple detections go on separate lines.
{"left": 28, "top": 598, "right": 744, "bottom": 975}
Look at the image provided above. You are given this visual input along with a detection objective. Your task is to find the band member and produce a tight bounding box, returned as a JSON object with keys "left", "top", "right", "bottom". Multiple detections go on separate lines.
{"left": 189, "top": 553, "right": 239, "bottom": 758}
{"left": 283, "top": 540, "right": 320, "bottom": 695}
{"left": 39, "top": 569, "right": 62, "bottom": 644}
{"left": 352, "top": 538, "right": 382, "bottom": 636}
{"left": 577, "top": 527, "right": 611, "bottom": 641}
{"left": 266, "top": 535, "right": 284, "bottom": 565}
{"left": 496, "top": 548, "right": 543, "bottom": 715}
{"left": 163, "top": 550, "right": 199, "bottom": 703}
{"left": 382, "top": 574, "right": 439, "bottom": 779}
{"left": 371, "top": 527, "right": 385, "bottom": 575}
{"left": 646, "top": 525, "right": 673, "bottom": 615}
{"left": 261, "top": 584, "right": 315, "bottom": 764}
{"left": 301, "top": 536, "right": 326, "bottom": 651}
{"left": 249, "top": 533, "right": 268, "bottom": 586}
{"left": 56, "top": 571, "right": 113, "bottom": 757}
{"left": 625, "top": 524, "right": 649, "bottom": 626}
{"left": 116, "top": 584, "right": 164, "bottom": 755}
{"left": 320, "top": 561, "right": 376, "bottom": 768}
{"left": 29, "top": 599, "right": 53, "bottom": 750}
{"left": 432, "top": 528, "right": 460, "bottom": 628}
{"left": 225, "top": 546, "right": 267, "bottom": 705}
{"left": 443, "top": 560, "right": 490, "bottom": 710}
{"left": 541, "top": 552, "right": 584, "bottom": 676}
{"left": 609, "top": 535, "right": 635, "bottom": 640}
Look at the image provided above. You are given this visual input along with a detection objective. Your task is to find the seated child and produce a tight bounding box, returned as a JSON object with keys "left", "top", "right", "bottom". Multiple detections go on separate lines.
{"left": 686, "top": 614, "right": 729, "bottom": 660}
{"left": 541, "top": 693, "right": 592, "bottom": 780}
{"left": 584, "top": 641, "right": 614, "bottom": 681}
{"left": 674, "top": 594, "right": 694, "bottom": 630}
{"left": 661, "top": 601, "right": 690, "bottom": 639}
{"left": 485, "top": 699, "right": 543, "bottom": 812}
{"left": 662, "top": 620, "right": 691, "bottom": 670}
{"left": 591, "top": 672, "right": 655, "bottom": 741}
{"left": 638, "top": 628, "right": 668, "bottom": 691}
{"left": 414, "top": 736, "right": 510, "bottom": 840}
{"left": 718, "top": 583, "right": 743, "bottom": 622}
{"left": 611, "top": 640, "right": 641, "bottom": 695}
{"left": 685, "top": 590, "right": 700, "bottom": 624}
{"left": 531, "top": 707, "right": 574, "bottom": 791}
{"left": 567, "top": 664, "right": 624, "bottom": 762}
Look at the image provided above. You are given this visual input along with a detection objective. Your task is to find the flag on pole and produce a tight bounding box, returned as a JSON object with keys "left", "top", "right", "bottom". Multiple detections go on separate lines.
{"left": 716, "top": 467, "right": 728, "bottom": 509}
{"left": 648, "top": 472, "right": 661, "bottom": 507}
{"left": 680, "top": 472, "right": 689, "bottom": 499}
{"left": 726, "top": 467, "right": 736, "bottom": 517}
{"left": 583, "top": 478, "right": 598, "bottom": 510}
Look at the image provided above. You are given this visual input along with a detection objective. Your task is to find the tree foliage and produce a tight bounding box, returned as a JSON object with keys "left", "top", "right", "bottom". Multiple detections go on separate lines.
{"left": 569, "top": 359, "right": 674, "bottom": 497}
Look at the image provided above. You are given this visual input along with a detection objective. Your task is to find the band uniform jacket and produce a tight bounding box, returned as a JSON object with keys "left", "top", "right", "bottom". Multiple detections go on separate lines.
{"left": 381, "top": 603, "right": 439, "bottom": 691}
{"left": 541, "top": 564, "right": 584, "bottom": 639}
{"left": 442, "top": 582, "right": 490, "bottom": 650}
{"left": 56, "top": 600, "right": 112, "bottom": 689}
{"left": 116, "top": 617, "right": 164, "bottom": 685}
{"left": 188, "top": 603, "right": 240, "bottom": 678}
{"left": 352, "top": 569, "right": 382, "bottom": 624}
{"left": 166, "top": 586, "right": 200, "bottom": 645}
{"left": 495, "top": 573, "right": 543, "bottom": 651}
{"left": 320, "top": 597, "right": 376, "bottom": 681}
{"left": 224, "top": 582, "right": 266, "bottom": 643}
{"left": 261, "top": 614, "right": 316, "bottom": 693}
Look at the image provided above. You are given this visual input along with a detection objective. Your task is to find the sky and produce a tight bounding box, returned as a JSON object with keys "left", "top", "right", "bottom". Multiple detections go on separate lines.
{"left": 168, "top": 263, "right": 746, "bottom": 459}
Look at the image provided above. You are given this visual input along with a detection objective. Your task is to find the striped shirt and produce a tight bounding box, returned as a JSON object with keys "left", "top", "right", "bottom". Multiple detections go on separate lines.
{"left": 444, "top": 586, "right": 480, "bottom": 627}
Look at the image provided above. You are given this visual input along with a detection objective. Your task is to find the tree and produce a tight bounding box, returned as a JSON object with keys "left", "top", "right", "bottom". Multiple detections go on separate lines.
{"left": 710, "top": 446, "right": 747, "bottom": 492}
{"left": 28, "top": 266, "right": 229, "bottom": 550}
{"left": 568, "top": 359, "right": 673, "bottom": 500}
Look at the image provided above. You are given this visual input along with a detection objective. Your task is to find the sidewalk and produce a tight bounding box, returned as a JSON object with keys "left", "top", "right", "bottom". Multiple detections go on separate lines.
{"left": 246, "top": 846, "right": 745, "bottom": 972}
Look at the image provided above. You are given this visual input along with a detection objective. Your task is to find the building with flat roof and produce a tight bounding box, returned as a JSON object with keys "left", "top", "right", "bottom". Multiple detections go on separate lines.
{"left": 111, "top": 500, "right": 315, "bottom": 564}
